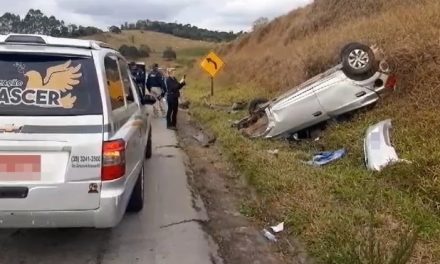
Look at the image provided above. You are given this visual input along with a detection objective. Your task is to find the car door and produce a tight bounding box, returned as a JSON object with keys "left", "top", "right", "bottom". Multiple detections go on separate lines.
{"left": 267, "top": 86, "right": 328, "bottom": 137}
{"left": 103, "top": 55, "right": 142, "bottom": 191}
{"left": 313, "top": 70, "right": 378, "bottom": 117}
{"left": 118, "top": 58, "right": 146, "bottom": 176}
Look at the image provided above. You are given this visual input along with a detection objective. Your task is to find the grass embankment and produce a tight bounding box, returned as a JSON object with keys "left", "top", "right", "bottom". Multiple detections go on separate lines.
{"left": 184, "top": 0, "right": 440, "bottom": 262}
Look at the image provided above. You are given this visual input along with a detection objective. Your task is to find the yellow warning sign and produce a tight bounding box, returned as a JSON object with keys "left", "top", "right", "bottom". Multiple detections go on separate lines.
{"left": 200, "top": 52, "right": 224, "bottom": 78}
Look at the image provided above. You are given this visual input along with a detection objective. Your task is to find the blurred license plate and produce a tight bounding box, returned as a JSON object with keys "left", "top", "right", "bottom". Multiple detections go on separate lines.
{"left": 0, "top": 155, "right": 41, "bottom": 181}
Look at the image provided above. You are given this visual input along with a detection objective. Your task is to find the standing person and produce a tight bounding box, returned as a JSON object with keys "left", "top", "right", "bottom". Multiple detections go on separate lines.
{"left": 136, "top": 66, "right": 146, "bottom": 97}
{"left": 146, "top": 63, "right": 166, "bottom": 117}
{"left": 132, "top": 66, "right": 146, "bottom": 97}
{"left": 128, "top": 62, "right": 144, "bottom": 97}
{"left": 164, "top": 68, "right": 186, "bottom": 130}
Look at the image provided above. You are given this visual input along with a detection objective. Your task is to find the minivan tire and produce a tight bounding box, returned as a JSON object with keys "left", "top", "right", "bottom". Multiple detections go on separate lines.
{"left": 341, "top": 42, "right": 378, "bottom": 80}
{"left": 127, "top": 165, "right": 144, "bottom": 212}
{"left": 248, "top": 98, "right": 269, "bottom": 115}
{"left": 145, "top": 128, "right": 152, "bottom": 159}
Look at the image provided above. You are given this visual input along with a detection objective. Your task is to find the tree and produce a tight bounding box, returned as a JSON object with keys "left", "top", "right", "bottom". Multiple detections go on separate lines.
{"left": 109, "top": 25, "right": 121, "bottom": 34}
{"left": 253, "top": 17, "right": 269, "bottom": 31}
{"left": 138, "top": 44, "right": 151, "bottom": 57}
{"left": 162, "top": 47, "right": 177, "bottom": 61}
{"left": 21, "top": 9, "right": 45, "bottom": 34}
{"left": 119, "top": 19, "right": 241, "bottom": 42}
{"left": 136, "top": 20, "right": 147, "bottom": 30}
{"left": 127, "top": 46, "right": 139, "bottom": 58}
{"left": 0, "top": 9, "right": 102, "bottom": 38}
{"left": 119, "top": 45, "right": 140, "bottom": 58}
{"left": 0, "top": 13, "right": 21, "bottom": 34}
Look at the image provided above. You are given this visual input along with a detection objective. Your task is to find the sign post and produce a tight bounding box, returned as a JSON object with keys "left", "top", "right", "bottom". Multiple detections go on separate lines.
{"left": 211, "top": 77, "right": 214, "bottom": 96}
{"left": 200, "top": 51, "right": 224, "bottom": 97}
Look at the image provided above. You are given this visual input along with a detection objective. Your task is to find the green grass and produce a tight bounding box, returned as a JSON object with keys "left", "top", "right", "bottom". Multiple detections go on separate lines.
{"left": 183, "top": 80, "right": 440, "bottom": 263}
{"left": 181, "top": 1, "right": 440, "bottom": 261}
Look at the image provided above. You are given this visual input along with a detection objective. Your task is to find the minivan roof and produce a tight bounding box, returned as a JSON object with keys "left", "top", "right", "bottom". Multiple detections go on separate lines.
{"left": 0, "top": 34, "right": 113, "bottom": 50}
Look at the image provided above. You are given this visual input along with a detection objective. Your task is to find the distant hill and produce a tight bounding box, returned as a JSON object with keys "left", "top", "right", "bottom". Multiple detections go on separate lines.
{"left": 0, "top": 9, "right": 241, "bottom": 43}
{"left": 118, "top": 20, "right": 242, "bottom": 42}
{"left": 83, "top": 30, "right": 214, "bottom": 68}
{"left": 83, "top": 30, "right": 213, "bottom": 53}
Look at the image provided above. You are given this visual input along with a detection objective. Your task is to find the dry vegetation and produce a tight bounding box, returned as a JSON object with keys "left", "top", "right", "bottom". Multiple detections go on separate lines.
{"left": 186, "top": 0, "right": 440, "bottom": 263}
{"left": 82, "top": 30, "right": 214, "bottom": 67}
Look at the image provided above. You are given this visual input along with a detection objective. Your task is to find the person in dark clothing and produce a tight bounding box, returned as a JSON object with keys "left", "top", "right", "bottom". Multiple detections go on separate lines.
{"left": 163, "top": 68, "right": 186, "bottom": 130}
{"left": 146, "top": 63, "right": 166, "bottom": 116}
{"left": 129, "top": 62, "right": 146, "bottom": 97}
{"left": 146, "top": 63, "right": 165, "bottom": 93}
{"left": 134, "top": 70, "right": 146, "bottom": 96}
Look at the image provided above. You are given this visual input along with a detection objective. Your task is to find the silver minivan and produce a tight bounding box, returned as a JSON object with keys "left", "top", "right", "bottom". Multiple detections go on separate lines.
{"left": 0, "top": 34, "right": 155, "bottom": 228}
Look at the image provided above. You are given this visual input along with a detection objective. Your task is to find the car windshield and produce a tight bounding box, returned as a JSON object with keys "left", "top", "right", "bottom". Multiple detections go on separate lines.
{"left": 0, "top": 53, "right": 102, "bottom": 116}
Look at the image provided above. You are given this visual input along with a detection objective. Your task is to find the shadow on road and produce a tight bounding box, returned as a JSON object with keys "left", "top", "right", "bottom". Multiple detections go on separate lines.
{"left": 0, "top": 223, "right": 113, "bottom": 263}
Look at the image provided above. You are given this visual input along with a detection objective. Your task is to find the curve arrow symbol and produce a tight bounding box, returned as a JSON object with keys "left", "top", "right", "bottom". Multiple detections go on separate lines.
{"left": 206, "top": 57, "right": 218, "bottom": 70}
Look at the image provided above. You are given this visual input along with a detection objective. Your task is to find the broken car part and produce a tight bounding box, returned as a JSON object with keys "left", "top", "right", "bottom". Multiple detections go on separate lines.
{"left": 364, "top": 119, "right": 400, "bottom": 171}
{"left": 262, "top": 229, "right": 277, "bottom": 242}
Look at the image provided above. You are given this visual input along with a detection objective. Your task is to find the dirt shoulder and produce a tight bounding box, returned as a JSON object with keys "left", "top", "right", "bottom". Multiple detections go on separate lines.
{"left": 177, "top": 111, "right": 310, "bottom": 264}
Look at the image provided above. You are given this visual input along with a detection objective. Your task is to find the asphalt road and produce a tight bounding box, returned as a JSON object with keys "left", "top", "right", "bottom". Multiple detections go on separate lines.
{"left": 0, "top": 118, "right": 222, "bottom": 264}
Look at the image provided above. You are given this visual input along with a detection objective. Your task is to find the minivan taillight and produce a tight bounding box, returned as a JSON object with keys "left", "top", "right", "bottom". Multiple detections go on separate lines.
{"left": 102, "top": 139, "right": 126, "bottom": 181}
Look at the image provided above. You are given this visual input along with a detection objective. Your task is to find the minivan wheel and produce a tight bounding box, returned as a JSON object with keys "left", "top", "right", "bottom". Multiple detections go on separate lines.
{"left": 127, "top": 165, "right": 144, "bottom": 212}
{"left": 248, "top": 98, "right": 269, "bottom": 115}
{"left": 341, "top": 42, "right": 378, "bottom": 80}
{"left": 145, "top": 127, "right": 152, "bottom": 159}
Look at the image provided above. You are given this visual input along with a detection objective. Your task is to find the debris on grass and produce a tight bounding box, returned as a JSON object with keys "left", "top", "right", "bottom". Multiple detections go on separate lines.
{"left": 270, "top": 222, "right": 284, "bottom": 233}
{"left": 262, "top": 229, "right": 277, "bottom": 242}
{"left": 267, "top": 149, "right": 280, "bottom": 157}
{"left": 179, "top": 99, "right": 191, "bottom": 109}
{"left": 306, "top": 148, "right": 347, "bottom": 166}
{"left": 262, "top": 222, "right": 284, "bottom": 242}
{"left": 193, "top": 130, "right": 217, "bottom": 147}
{"left": 231, "top": 101, "right": 247, "bottom": 111}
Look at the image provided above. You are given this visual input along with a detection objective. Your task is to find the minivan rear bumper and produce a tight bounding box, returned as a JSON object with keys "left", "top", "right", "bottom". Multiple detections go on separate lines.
{"left": 0, "top": 185, "right": 127, "bottom": 228}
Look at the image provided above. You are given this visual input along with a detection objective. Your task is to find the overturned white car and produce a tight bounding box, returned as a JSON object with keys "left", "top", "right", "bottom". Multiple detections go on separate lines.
{"left": 236, "top": 43, "right": 397, "bottom": 138}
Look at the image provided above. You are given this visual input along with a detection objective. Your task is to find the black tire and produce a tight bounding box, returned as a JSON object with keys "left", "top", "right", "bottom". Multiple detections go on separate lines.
{"left": 340, "top": 42, "right": 361, "bottom": 61}
{"left": 127, "top": 165, "right": 144, "bottom": 212}
{"left": 341, "top": 42, "right": 378, "bottom": 80}
{"left": 145, "top": 127, "right": 152, "bottom": 159}
{"left": 248, "top": 98, "right": 269, "bottom": 114}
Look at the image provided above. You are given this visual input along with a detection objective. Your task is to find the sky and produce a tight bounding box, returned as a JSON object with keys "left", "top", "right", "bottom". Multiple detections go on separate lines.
{"left": 0, "top": 0, "right": 312, "bottom": 32}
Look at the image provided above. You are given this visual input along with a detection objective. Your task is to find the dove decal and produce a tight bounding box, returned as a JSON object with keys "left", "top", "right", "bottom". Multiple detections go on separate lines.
{"left": 0, "top": 60, "right": 82, "bottom": 109}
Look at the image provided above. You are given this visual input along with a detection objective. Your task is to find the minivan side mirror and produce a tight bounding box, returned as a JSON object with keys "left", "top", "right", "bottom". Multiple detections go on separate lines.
{"left": 141, "top": 94, "right": 156, "bottom": 105}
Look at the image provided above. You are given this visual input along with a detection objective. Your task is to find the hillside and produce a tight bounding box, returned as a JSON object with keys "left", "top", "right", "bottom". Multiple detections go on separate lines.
{"left": 82, "top": 30, "right": 214, "bottom": 67}
{"left": 186, "top": 0, "right": 440, "bottom": 263}
{"left": 119, "top": 20, "right": 240, "bottom": 42}
{"left": 83, "top": 30, "right": 213, "bottom": 53}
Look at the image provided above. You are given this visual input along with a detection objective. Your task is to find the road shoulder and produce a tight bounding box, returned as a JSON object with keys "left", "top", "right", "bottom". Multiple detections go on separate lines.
{"left": 177, "top": 112, "right": 290, "bottom": 264}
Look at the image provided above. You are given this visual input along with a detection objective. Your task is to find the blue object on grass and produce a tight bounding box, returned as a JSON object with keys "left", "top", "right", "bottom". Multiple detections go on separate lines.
{"left": 307, "top": 149, "right": 347, "bottom": 166}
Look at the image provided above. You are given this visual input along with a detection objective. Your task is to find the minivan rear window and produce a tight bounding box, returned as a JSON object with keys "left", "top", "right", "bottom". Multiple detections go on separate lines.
{"left": 0, "top": 53, "right": 102, "bottom": 116}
